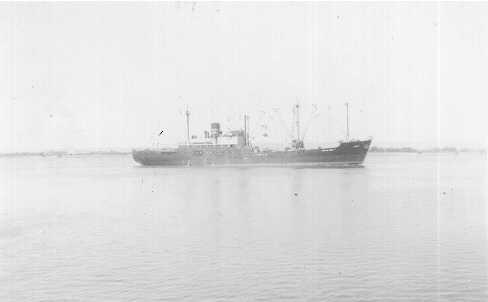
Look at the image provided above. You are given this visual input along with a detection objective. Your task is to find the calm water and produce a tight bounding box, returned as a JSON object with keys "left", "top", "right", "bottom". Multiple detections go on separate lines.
{"left": 1, "top": 153, "right": 487, "bottom": 301}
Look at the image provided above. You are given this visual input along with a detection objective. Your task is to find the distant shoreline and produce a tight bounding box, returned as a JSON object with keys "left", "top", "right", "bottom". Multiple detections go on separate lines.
{"left": 0, "top": 146, "right": 486, "bottom": 158}
{"left": 0, "top": 151, "right": 131, "bottom": 157}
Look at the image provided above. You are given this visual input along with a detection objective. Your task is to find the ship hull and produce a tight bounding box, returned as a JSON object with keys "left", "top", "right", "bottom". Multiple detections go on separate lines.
{"left": 132, "top": 139, "right": 372, "bottom": 167}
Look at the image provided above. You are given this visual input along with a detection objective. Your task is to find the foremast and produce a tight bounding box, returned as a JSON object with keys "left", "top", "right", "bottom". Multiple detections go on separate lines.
{"left": 292, "top": 102, "right": 305, "bottom": 150}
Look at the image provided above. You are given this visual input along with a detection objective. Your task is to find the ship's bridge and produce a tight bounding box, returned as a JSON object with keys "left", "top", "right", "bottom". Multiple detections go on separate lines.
{"left": 179, "top": 129, "right": 246, "bottom": 149}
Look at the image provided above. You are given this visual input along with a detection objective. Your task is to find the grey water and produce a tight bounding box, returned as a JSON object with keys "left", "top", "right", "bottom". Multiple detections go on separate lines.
{"left": 1, "top": 153, "right": 487, "bottom": 301}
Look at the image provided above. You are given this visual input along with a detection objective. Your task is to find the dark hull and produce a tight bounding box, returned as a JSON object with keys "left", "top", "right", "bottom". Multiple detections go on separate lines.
{"left": 132, "top": 139, "right": 372, "bottom": 167}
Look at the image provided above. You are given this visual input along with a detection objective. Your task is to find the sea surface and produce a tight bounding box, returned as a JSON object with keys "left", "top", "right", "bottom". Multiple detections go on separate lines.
{"left": 1, "top": 153, "right": 487, "bottom": 301}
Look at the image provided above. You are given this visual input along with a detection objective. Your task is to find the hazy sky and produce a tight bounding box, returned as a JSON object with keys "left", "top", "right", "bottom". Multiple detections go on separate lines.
{"left": 1, "top": 2, "right": 487, "bottom": 152}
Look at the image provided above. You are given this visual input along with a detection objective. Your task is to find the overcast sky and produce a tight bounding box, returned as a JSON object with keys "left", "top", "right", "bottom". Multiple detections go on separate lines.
{"left": 1, "top": 2, "right": 487, "bottom": 152}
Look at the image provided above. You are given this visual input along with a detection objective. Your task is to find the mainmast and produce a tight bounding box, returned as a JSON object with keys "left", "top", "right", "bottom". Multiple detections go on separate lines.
{"left": 185, "top": 106, "right": 190, "bottom": 145}
{"left": 243, "top": 114, "right": 247, "bottom": 146}
{"left": 295, "top": 103, "right": 300, "bottom": 143}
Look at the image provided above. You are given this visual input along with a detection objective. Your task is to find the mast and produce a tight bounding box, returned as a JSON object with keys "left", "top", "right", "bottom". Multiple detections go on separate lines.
{"left": 245, "top": 115, "right": 250, "bottom": 146}
{"left": 243, "top": 114, "right": 247, "bottom": 146}
{"left": 295, "top": 103, "right": 300, "bottom": 143}
{"left": 345, "top": 102, "right": 349, "bottom": 141}
{"left": 185, "top": 106, "right": 190, "bottom": 145}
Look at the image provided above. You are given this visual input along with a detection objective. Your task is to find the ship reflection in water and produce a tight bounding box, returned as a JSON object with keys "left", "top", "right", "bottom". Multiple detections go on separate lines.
{"left": 1, "top": 152, "right": 487, "bottom": 301}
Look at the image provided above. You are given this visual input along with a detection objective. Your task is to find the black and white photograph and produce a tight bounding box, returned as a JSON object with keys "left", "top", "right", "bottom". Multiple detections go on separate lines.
{"left": 1, "top": 1, "right": 487, "bottom": 301}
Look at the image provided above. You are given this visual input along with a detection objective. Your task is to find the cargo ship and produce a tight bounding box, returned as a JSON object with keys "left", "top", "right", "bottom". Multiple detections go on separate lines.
{"left": 132, "top": 103, "right": 372, "bottom": 167}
